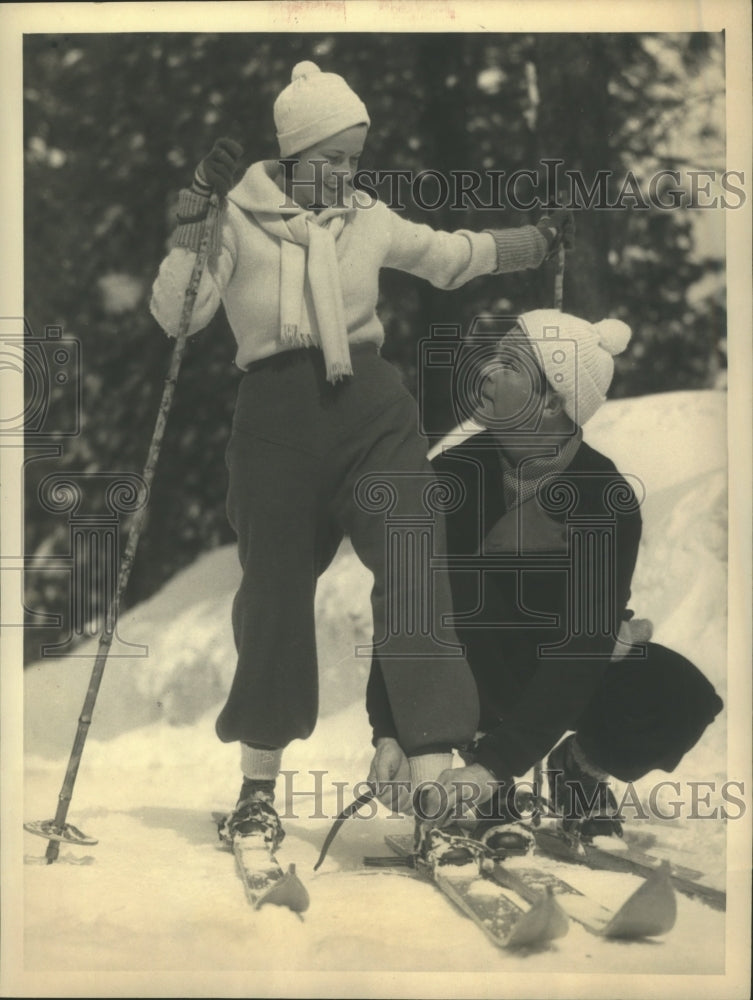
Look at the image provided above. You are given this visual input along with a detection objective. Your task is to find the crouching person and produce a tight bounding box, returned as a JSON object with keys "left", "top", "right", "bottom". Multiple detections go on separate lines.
{"left": 368, "top": 310, "right": 723, "bottom": 854}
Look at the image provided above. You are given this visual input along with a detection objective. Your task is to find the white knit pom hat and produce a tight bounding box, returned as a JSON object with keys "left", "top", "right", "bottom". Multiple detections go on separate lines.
{"left": 517, "top": 310, "right": 632, "bottom": 426}
{"left": 274, "top": 61, "right": 370, "bottom": 157}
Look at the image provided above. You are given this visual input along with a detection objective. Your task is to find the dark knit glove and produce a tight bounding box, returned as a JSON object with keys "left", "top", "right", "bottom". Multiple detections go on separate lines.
{"left": 195, "top": 137, "right": 244, "bottom": 198}
{"left": 536, "top": 207, "right": 575, "bottom": 258}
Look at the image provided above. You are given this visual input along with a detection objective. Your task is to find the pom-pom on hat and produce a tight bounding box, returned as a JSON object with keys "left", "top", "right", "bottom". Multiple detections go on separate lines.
{"left": 274, "top": 61, "right": 370, "bottom": 157}
{"left": 516, "top": 310, "right": 632, "bottom": 426}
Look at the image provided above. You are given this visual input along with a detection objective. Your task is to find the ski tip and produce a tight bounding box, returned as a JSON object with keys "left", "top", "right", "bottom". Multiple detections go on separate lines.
{"left": 255, "top": 863, "right": 310, "bottom": 915}
{"left": 604, "top": 860, "right": 677, "bottom": 939}
{"left": 506, "top": 885, "right": 570, "bottom": 949}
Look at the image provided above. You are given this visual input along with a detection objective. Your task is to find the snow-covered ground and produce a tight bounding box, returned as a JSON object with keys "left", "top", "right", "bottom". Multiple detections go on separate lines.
{"left": 11, "top": 390, "right": 752, "bottom": 997}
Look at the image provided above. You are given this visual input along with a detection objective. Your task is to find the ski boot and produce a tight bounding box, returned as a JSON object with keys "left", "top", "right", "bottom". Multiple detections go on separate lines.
{"left": 217, "top": 778, "right": 285, "bottom": 853}
{"left": 470, "top": 780, "right": 537, "bottom": 858}
{"left": 217, "top": 779, "right": 308, "bottom": 912}
{"left": 546, "top": 735, "right": 623, "bottom": 841}
{"left": 415, "top": 821, "right": 487, "bottom": 869}
{"left": 477, "top": 823, "right": 536, "bottom": 859}
{"left": 410, "top": 784, "right": 483, "bottom": 867}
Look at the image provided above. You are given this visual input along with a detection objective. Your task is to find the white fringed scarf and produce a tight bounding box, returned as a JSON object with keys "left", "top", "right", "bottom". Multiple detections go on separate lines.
{"left": 228, "top": 161, "right": 355, "bottom": 382}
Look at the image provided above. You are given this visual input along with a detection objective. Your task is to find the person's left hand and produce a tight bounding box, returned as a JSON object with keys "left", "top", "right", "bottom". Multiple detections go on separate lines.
{"left": 417, "top": 763, "right": 498, "bottom": 828}
{"left": 367, "top": 737, "right": 412, "bottom": 813}
{"left": 536, "top": 207, "right": 575, "bottom": 256}
{"left": 195, "top": 137, "right": 244, "bottom": 197}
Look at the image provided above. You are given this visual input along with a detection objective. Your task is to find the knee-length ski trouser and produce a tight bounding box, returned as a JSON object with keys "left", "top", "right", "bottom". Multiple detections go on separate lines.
{"left": 215, "top": 344, "right": 479, "bottom": 755}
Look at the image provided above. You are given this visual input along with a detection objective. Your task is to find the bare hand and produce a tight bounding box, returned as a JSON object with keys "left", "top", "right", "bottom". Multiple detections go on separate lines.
{"left": 416, "top": 764, "right": 498, "bottom": 829}
{"left": 367, "top": 738, "right": 412, "bottom": 813}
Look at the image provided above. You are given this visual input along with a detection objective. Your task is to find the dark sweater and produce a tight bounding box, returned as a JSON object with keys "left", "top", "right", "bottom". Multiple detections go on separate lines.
{"left": 367, "top": 431, "right": 643, "bottom": 779}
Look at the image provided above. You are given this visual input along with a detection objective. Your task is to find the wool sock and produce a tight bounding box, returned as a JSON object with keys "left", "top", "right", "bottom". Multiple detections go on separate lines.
{"left": 237, "top": 744, "right": 283, "bottom": 806}
{"left": 408, "top": 752, "right": 453, "bottom": 789}
{"left": 409, "top": 752, "right": 454, "bottom": 822}
{"left": 240, "top": 743, "right": 283, "bottom": 782}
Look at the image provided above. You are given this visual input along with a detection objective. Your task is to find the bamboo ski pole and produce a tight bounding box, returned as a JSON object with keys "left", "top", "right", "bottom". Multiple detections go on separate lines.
{"left": 525, "top": 55, "right": 569, "bottom": 814}
{"left": 554, "top": 243, "right": 566, "bottom": 311}
{"left": 26, "top": 193, "right": 221, "bottom": 864}
{"left": 533, "top": 219, "right": 566, "bottom": 815}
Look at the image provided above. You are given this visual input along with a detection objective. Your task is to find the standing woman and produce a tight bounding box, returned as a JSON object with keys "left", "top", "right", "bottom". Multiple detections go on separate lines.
{"left": 150, "top": 61, "right": 568, "bottom": 854}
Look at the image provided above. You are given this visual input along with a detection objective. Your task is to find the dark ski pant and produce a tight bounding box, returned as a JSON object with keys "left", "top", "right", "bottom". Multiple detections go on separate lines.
{"left": 473, "top": 640, "right": 722, "bottom": 782}
{"left": 570, "top": 642, "right": 723, "bottom": 782}
{"left": 473, "top": 641, "right": 723, "bottom": 824}
{"left": 215, "top": 345, "right": 479, "bottom": 755}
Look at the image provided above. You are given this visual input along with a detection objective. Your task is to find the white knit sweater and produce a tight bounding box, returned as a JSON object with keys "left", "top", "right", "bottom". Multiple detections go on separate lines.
{"left": 150, "top": 160, "right": 547, "bottom": 371}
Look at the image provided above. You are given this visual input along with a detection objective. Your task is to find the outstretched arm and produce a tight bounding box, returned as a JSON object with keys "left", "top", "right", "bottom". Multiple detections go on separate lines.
{"left": 383, "top": 202, "right": 574, "bottom": 289}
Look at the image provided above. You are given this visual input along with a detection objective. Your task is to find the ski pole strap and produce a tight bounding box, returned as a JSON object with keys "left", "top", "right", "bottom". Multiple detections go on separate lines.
{"left": 313, "top": 782, "right": 377, "bottom": 871}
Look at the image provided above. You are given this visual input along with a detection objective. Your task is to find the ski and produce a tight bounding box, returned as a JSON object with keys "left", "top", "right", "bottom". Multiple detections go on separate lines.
{"left": 488, "top": 855, "right": 676, "bottom": 938}
{"left": 530, "top": 824, "right": 726, "bottom": 912}
{"left": 381, "top": 834, "right": 569, "bottom": 950}
{"left": 212, "top": 811, "right": 309, "bottom": 914}
{"left": 313, "top": 782, "right": 563, "bottom": 948}
{"left": 230, "top": 835, "right": 287, "bottom": 906}
{"left": 381, "top": 833, "right": 675, "bottom": 939}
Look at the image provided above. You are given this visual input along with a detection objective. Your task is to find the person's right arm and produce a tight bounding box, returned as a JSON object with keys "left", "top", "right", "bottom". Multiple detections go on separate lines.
{"left": 150, "top": 138, "right": 243, "bottom": 337}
